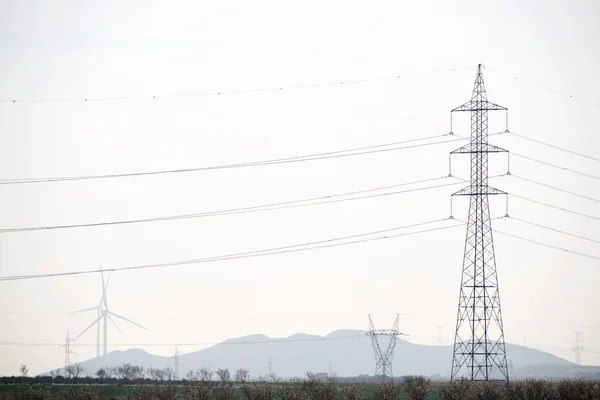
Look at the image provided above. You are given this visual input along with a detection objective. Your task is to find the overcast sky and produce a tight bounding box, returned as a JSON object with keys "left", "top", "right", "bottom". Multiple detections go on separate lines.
{"left": 0, "top": 0, "right": 599, "bottom": 376}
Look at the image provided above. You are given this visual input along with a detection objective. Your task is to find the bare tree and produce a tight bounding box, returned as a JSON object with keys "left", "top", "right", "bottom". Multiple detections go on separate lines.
{"left": 50, "top": 369, "right": 59, "bottom": 379}
{"left": 96, "top": 368, "right": 108, "bottom": 380}
{"left": 115, "top": 363, "right": 145, "bottom": 380}
{"left": 105, "top": 366, "right": 115, "bottom": 379}
{"left": 216, "top": 368, "right": 230, "bottom": 383}
{"left": 235, "top": 368, "right": 249, "bottom": 383}
{"left": 164, "top": 367, "right": 175, "bottom": 382}
{"left": 73, "top": 363, "right": 84, "bottom": 379}
{"left": 114, "top": 365, "right": 126, "bottom": 380}
{"left": 19, "top": 364, "right": 29, "bottom": 377}
{"left": 149, "top": 367, "right": 167, "bottom": 382}
{"left": 199, "top": 367, "right": 213, "bottom": 382}
{"left": 185, "top": 369, "right": 199, "bottom": 382}
{"left": 65, "top": 363, "right": 84, "bottom": 379}
{"left": 148, "top": 367, "right": 174, "bottom": 383}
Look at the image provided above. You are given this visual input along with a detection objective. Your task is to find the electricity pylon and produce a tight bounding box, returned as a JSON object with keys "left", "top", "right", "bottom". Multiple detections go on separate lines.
{"left": 173, "top": 346, "right": 180, "bottom": 380}
{"left": 64, "top": 331, "right": 74, "bottom": 370}
{"left": 450, "top": 64, "right": 509, "bottom": 382}
{"left": 367, "top": 314, "right": 402, "bottom": 382}
{"left": 573, "top": 331, "right": 583, "bottom": 365}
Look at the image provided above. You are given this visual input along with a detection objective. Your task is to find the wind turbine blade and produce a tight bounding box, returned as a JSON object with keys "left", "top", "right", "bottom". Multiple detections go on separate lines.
{"left": 105, "top": 272, "right": 112, "bottom": 292}
{"left": 100, "top": 268, "right": 108, "bottom": 310}
{"left": 108, "top": 315, "right": 124, "bottom": 335}
{"left": 74, "top": 314, "right": 103, "bottom": 340}
{"left": 108, "top": 311, "right": 147, "bottom": 330}
{"left": 69, "top": 306, "right": 98, "bottom": 314}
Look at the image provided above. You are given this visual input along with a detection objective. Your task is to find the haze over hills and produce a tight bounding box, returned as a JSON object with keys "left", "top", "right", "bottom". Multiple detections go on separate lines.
{"left": 48, "top": 329, "right": 597, "bottom": 379}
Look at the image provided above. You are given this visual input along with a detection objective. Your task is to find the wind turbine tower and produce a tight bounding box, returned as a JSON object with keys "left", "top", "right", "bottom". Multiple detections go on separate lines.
{"left": 72, "top": 270, "right": 147, "bottom": 356}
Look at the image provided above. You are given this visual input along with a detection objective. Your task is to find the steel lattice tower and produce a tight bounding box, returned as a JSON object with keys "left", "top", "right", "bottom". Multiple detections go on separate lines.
{"left": 367, "top": 314, "right": 401, "bottom": 382}
{"left": 450, "top": 65, "right": 509, "bottom": 382}
{"left": 64, "top": 331, "right": 74, "bottom": 370}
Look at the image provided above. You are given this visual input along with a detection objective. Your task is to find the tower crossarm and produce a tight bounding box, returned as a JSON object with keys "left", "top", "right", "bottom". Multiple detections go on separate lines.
{"left": 452, "top": 100, "right": 507, "bottom": 112}
{"left": 367, "top": 329, "right": 402, "bottom": 336}
{"left": 451, "top": 143, "right": 508, "bottom": 154}
{"left": 452, "top": 186, "right": 506, "bottom": 197}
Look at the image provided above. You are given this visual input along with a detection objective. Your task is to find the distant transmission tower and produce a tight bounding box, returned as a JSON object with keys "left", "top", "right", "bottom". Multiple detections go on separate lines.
{"left": 436, "top": 326, "right": 444, "bottom": 345}
{"left": 573, "top": 331, "right": 584, "bottom": 365}
{"left": 449, "top": 64, "right": 509, "bottom": 382}
{"left": 64, "top": 332, "right": 74, "bottom": 370}
{"left": 265, "top": 356, "right": 275, "bottom": 379}
{"left": 367, "top": 314, "right": 402, "bottom": 382}
{"left": 174, "top": 346, "right": 180, "bottom": 380}
{"left": 328, "top": 360, "right": 336, "bottom": 377}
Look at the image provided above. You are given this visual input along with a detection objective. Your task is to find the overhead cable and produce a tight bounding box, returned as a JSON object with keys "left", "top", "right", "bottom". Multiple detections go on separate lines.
{"left": 511, "top": 174, "right": 600, "bottom": 204}
{"left": 507, "top": 131, "right": 600, "bottom": 163}
{"left": 0, "top": 176, "right": 461, "bottom": 233}
{"left": 0, "top": 135, "right": 464, "bottom": 185}
{"left": 511, "top": 152, "right": 600, "bottom": 182}
{"left": 484, "top": 66, "right": 600, "bottom": 107}
{"left": 0, "top": 66, "right": 472, "bottom": 104}
{"left": 495, "top": 229, "right": 600, "bottom": 263}
{"left": 0, "top": 218, "right": 463, "bottom": 282}
{"left": 510, "top": 216, "right": 600, "bottom": 245}
{"left": 511, "top": 193, "right": 600, "bottom": 222}
{"left": 0, "top": 334, "right": 365, "bottom": 348}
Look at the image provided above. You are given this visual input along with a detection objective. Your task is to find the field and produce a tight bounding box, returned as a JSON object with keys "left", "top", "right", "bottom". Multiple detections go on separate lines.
{"left": 1, "top": 378, "right": 600, "bottom": 400}
{"left": 0, "top": 382, "right": 438, "bottom": 400}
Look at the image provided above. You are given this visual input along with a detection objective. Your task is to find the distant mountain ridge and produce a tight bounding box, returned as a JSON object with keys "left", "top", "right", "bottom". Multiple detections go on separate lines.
{"left": 51, "top": 329, "right": 591, "bottom": 379}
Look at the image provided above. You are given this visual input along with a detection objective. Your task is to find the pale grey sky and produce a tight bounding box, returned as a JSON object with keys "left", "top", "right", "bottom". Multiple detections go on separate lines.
{"left": 0, "top": 0, "right": 599, "bottom": 376}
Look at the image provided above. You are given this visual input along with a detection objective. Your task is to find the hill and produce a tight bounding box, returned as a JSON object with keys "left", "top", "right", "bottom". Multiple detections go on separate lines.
{"left": 51, "top": 329, "right": 579, "bottom": 379}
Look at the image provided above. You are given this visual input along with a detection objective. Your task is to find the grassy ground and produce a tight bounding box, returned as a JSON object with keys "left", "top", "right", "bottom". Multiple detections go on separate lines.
{"left": 0, "top": 383, "right": 440, "bottom": 400}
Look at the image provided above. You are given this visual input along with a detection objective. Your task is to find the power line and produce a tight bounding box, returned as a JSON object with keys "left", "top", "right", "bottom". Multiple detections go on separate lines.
{"left": 495, "top": 228, "right": 600, "bottom": 263}
{"left": 507, "top": 131, "right": 600, "bottom": 163}
{"left": 0, "top": 66, "right": 472, "bottom": 104}
{"left": 511, "top": 174, "right": 600, "bottom": 204}
{"left": 0, "top": 135, "right": 464, "bottom": 185}
{"left": 0, "top": 177, "right": 462, "bottom": 233}
{"left": 511, "top": 193, "right": 600, "bottom": 222}
{"left": 7, "top": 309, "right": 598, "bottom": 332}
{"left": 0, "top": 310, "right": 448, "bottom": 321}
{"left": 509, "top": 216, "right": 600, "bottom": 245}
{"left": 484, "top": 66, "right": 600, "bottom": 107}
{"left": 0, "top": 334, "right": 364, "bottom": 348}
{"left": 0, "top": 218, "right": 464, "bottom": 282}
{"left": 511, "top": 152, "right": 600, "bottom": 182}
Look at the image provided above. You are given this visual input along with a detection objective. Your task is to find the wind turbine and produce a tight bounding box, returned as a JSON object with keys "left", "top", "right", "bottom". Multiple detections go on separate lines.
{"left": 71, "top": 269, "right": 147, "bottom": 357}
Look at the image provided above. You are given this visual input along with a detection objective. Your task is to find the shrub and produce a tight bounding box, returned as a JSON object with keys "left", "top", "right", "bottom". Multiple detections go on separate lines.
{"left": 340, "top": 385, "right": 364, "bottom": 400}
{"left": 437, "top": 379, "right": 472, "bottom": 400}
{"left": 12, "top": 385, "right": 50, "bottom": 400}
{"left": 520, "top": 378, "right": 557, "bottom": 400}
{"left": 470, "top": 381, "right": 504, "bottom": 400}
{"left": 302, "top": 373, "right": 337, "bottom": 400}
{"left": 125, "top": 386, "right": 154, "bottom": 400}
{"left": 556, "top": 379, "right": 600, "bottom": 400}
{"left": 244, "top": 383, "right": 274, "bottom": 400}
{"left": 279, "top": 381, "right": 305, "bottom": 400}
{"left": 154, "top": 385, "right": 178, "bottom": 400}
{"left": 60, "top": 387, "right": 103, "bottom": 400}
{"left": 402, "top": 376, "right": 431, "bottom": 400}
{"left": 377, "top": 382, "right": 399, "bottom": 400}
{"left": 185, "top": 383, "right": 212, "bottom": 400}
